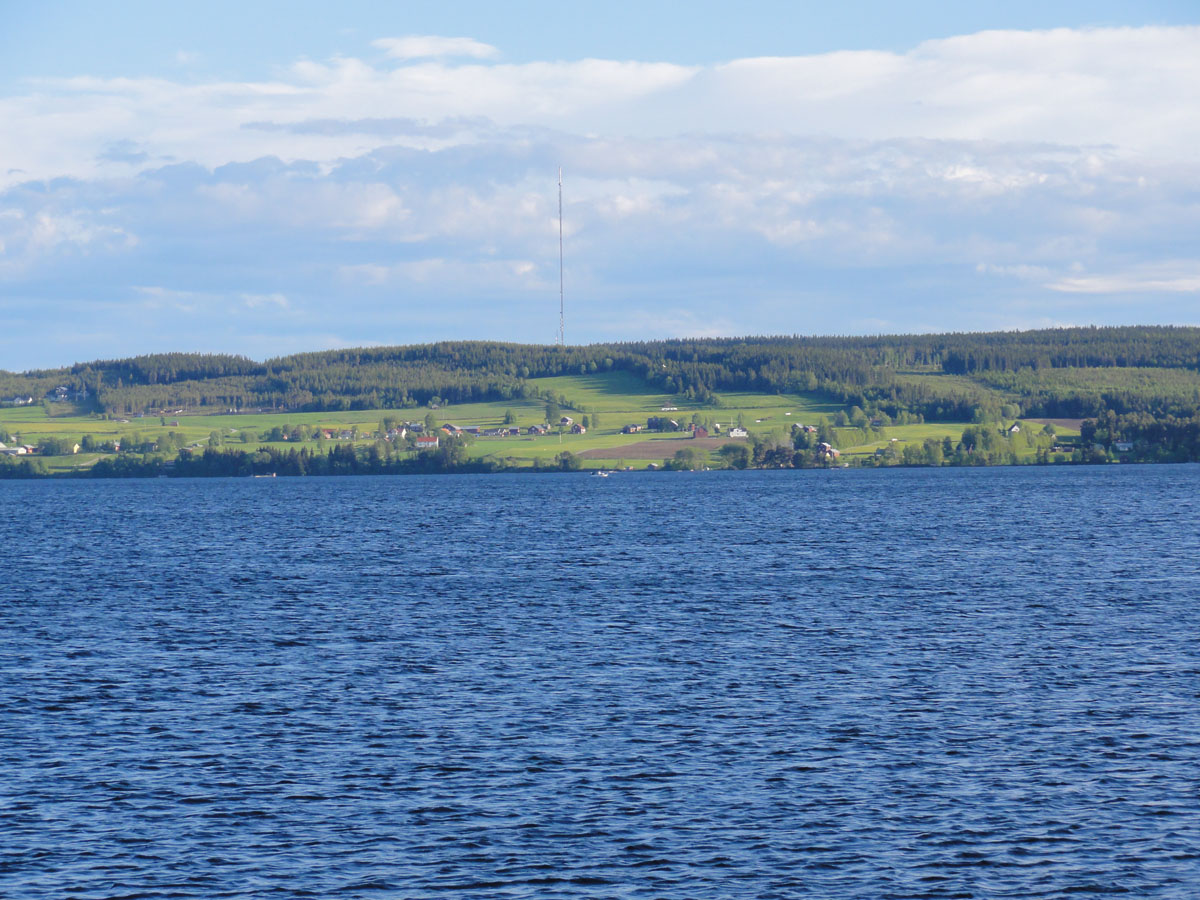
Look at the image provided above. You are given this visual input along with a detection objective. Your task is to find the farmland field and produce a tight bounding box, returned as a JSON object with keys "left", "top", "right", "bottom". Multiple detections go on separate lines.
{"left": 2, "top": 375, "right": 838, "bottom": 472}
{"left": 1, "top": 373, "right": 1082, "bottom": 474}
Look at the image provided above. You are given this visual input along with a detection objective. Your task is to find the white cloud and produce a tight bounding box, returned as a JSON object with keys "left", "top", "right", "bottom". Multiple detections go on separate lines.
{"left": 29, "top": 212, "right": 134, "bottom": 252}
{"left": 341, "top": 257, "right": 546, "bottom": 292}
{"left": 0, "top": 207, "right": 137, "bottom": 276}
{"left": 372, "top": 35, "right": 499, "bottom": 61}
{"left": 3, "top": 25, "right": 1200, "bottom": 367}
{"left": 1047, "top": 268, "right": 1200, "bottom": 294}
{"left": 3, "top": 25, "right": 1198, "bottom": 193}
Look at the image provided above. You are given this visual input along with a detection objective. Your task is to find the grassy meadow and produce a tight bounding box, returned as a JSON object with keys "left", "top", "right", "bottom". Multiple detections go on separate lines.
{"left": 1, "top": 371, "right": 1080, "bottom": 474}
{"left": 830, "top": 421, "right": 1067, "bottom": 463}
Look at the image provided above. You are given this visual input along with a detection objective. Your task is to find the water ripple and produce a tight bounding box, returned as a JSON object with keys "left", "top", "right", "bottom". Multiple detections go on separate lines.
{"left": 2, "top": 466, "right": 1200, "bottom": 898}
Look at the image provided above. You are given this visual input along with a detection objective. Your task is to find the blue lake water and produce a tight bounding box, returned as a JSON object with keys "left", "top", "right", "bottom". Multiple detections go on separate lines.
{"left": 2, "top": 466, "right": 1200, "bottom": 899}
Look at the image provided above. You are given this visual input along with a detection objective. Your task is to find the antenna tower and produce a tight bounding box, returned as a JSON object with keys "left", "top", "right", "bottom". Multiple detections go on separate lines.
{"left": 557, "top": 166, "right": 565, "bottom": 346}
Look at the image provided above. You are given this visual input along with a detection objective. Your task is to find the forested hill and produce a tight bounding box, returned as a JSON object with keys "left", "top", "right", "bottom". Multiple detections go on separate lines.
{"left": 4, "top": 326, "right": 1200, "bottom": 423}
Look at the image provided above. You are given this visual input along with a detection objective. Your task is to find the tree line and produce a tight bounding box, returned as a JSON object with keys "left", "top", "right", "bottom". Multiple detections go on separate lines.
{"left": 3, "top": 326, "right": 1200, "bottom": 431}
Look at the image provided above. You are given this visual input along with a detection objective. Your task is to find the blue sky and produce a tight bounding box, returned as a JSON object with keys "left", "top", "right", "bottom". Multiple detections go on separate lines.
{"left": 4, "top": 1, "right": 1197, "bottom": 80}
{"left": 2, "top": 2, "right": 1199, "bottom": 370}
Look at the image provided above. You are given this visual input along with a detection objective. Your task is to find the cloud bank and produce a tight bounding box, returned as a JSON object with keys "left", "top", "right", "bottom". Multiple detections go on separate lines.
{"left": 1, "top": 27, "right": 1198, "bottom": 368}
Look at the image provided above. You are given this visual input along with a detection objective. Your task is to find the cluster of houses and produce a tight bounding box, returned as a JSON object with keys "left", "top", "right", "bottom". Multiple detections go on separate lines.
{"left": 397, "top": 416, "right": 599, "bottom": 451}
{"left": 2, "top": 441, "right": 96, "bottom": 457}
{"left": 444, "top": 423, "right": 555, "bottom": 437}
{"left": 623, "top": 419, "right": 750, "bottom": 439}
{"left": 2, "top": 384, "right": 92, "bottom": 408}
{"left": 0, "top": 407, "right": 802, "bottom": 461}
{"left": 433, "top": 416, "right": 588, "bottom": 438}
{"left": 304, "top": 415, "right": 597, "bottom": 452}
{"left": 287, "top": 413, "right": 767, "bottom": 448}
{"left": 0, "top": 442, "right": 42, "bottom": 457}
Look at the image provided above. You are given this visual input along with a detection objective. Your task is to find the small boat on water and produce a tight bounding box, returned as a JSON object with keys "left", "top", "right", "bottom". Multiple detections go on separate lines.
{"left": 251, "top": 473, "right": 277, "bottom": 478}
{"left": 591, "top": 470, "right": 610, "bottom": 477}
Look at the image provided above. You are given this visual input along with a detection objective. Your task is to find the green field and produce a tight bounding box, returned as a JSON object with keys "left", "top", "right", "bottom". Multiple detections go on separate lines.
{"left": 0, "top": 406, "right": 49, "bottom": 423}
{"left": 1, "top": 374, "right": 1078, "bottom": 473}
{"left": 833, "top": 419, "right": 1079, "bottom": 463}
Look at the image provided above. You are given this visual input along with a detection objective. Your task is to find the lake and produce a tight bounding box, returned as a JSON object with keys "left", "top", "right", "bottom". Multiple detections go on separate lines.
{"left": 2, "top": 466, "right": 1199, "bottom": 898}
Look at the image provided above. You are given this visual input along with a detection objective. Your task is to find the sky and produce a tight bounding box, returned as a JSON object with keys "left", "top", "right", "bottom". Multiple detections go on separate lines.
{"left": 2, "top": 1, "right": 1199, "bottom": 371}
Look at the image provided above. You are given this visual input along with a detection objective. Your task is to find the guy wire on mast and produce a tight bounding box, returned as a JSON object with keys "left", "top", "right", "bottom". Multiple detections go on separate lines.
{"left": 558, "top": 166, "right": 565, "bottom": 347}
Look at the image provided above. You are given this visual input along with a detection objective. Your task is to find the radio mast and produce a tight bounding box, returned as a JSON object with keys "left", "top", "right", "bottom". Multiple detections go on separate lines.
{"left": 557, "top": 166, "right": 565, "bottom": 346}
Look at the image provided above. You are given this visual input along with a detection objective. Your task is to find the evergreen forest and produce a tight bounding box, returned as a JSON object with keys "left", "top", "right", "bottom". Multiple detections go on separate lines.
{"left": 3, "top": 325, "right": 1200, "bottom": 472}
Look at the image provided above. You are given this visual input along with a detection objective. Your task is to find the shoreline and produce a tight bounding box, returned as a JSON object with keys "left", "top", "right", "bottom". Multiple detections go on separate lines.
{"left": 0, "top": 454, "right": 1185, "bottom": 481}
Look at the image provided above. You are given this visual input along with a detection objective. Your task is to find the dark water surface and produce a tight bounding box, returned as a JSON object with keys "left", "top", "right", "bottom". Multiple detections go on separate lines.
{"left": 3, "top": 466, "right": 1200, "bottom": 899}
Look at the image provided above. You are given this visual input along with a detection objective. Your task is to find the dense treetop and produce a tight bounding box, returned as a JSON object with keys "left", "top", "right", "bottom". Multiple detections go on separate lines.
{"left": 3, "top": 326, "right": 1199, "bottom": 423}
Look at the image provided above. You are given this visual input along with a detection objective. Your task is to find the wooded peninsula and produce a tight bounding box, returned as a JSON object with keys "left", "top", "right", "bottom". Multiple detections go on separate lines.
{"left": 2, "top": 326, "right": 1199, "bottom": 477}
